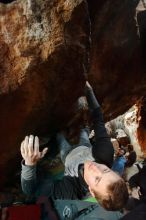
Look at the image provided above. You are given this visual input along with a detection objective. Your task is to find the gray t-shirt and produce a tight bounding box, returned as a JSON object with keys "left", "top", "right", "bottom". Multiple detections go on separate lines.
{"left": 64, "top": 146, "right": 94, "bottom": 177}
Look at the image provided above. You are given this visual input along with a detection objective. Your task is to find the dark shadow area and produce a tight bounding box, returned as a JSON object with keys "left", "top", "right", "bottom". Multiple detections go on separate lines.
{"left": 0, "top": 0, "right": 16, "bottom": 3}
{"left": 140, "top": 97, "right": 146, "bottom": 128}
{"left": 137, "top": 9, "right": 146, "bottom": 69}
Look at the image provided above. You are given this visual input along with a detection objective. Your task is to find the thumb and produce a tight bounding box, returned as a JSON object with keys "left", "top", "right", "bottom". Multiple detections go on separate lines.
{"left": 41, "top": 147, "right": 48, "bottom": 158}
{"left": 86, "top": 81, "right": 92, "bottom": 88}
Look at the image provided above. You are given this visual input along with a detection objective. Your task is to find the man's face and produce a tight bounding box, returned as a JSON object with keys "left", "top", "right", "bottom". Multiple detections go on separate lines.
{"left": 84, "top": 161, "right": 121, "bottom": 197}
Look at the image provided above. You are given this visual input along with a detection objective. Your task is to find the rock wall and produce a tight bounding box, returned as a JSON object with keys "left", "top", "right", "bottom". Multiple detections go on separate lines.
{"left": 0, "top": 0, "right": 90, "bottom": 188}
{"left": 137, "top": 98, "right": 146, "bottom": 156}
{"left": 0, "top": 0, "right": 146, "bottom": 188}
{"left": 106, "top": 105, "right": 143, "bottom": 158}
{"left": 87, "top": 0, "right": 146, "bottom": 120}
{"left": 106, "top": 98, "right": 146, "bottom": 159}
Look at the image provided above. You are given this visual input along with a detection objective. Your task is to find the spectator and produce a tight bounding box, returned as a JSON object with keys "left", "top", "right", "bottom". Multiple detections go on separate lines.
{"left": 126, "top": 144, "right": 137, "bottom": 167}
{"left": 112, "top": 148, "right": 126, "bottom": 176}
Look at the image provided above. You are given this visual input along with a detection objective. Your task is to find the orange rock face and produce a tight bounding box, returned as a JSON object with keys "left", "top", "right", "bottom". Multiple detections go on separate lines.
{"left": 0, "top": 0, "right": 146, "bottom": 189}
{"left": 0, "top": 0, "right": 90, "bottom": 188}
{"left": 137, "top": 98, "right": 146, "bottom": 156}
{"left": 87, "top": 0, "right": 146, "bottom": 120}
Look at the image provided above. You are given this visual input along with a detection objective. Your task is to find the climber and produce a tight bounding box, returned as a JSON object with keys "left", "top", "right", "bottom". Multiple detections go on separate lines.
{"left": 112, "top": 147, "right": 127, "bottom": 176}
{"left": 125, "top": 144, "right": 137, "bottom": 167}
{"left": 21, "top": 81, "right": 128, "bottom": 211}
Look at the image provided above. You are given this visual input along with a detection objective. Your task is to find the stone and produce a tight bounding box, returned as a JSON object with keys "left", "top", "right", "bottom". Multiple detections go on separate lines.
{"left": 124, "top": 106, "right": 141, "bottom": 155}
{"left": 87, "top": 0, "right": 146, "bottom": 120}
{"left": 0, "top": 0, "right": 90, "bottom": 188}
{"left": 137, "top": 98, "right": 146, "bottom": 157}
{"left": 115, "top": 129, "right": 129, "bottom": 147}
{"left": 0, "top": 0, "right": 146, "bottom": 190}
{"left": 107, "top": 105, "right": 144, "bottom": 158}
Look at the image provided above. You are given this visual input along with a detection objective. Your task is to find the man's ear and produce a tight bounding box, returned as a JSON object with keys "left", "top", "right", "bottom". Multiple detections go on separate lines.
{"left": 88, "top": 186, "right": 95, "bottom": 197}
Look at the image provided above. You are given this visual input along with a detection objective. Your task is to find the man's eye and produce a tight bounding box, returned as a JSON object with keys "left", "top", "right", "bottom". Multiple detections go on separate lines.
{"left": 103, "top": 168, "right": 110, "bottom": 173}
{"left": 95, "top": 176, "right": 102, "bottom": 185}
{"left": 95, "top": 177, "right": 99, "bottom": 182}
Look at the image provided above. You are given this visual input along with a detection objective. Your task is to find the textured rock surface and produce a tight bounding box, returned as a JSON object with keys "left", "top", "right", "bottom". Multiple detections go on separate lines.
{"left": 115, "top": 128, "right": 130, "bottom": 146}
{"left": 106, "top": 106, "right": 143, "bottom": 157}
{"left": 137, "top": 98, "right": 146, "bottom": 156}
{"left": 0, "top": 0, "right": 146, "bottom": 189}
{"left": 87, "top": 0, "right": 146, "bottom": 120}
{"left": 0, "top": 0, "right": 90, "bottom": 188}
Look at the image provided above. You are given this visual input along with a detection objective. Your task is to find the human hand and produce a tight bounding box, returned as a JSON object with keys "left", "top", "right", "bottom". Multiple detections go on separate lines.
{"left": 20, "top": 135, "right": 48, "bottom": 166}
{"left": 85, "top": 81, "right": 92, "bottom": 89}
{"left": 131, "top": 186, "right": 141, "bottom": 200}
{"left": 89, "top": 130, "right": 95, "bottom": 139}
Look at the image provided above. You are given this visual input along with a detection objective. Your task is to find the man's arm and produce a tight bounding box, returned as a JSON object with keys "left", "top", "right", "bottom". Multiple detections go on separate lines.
{"left": 20, "top": 135, "right": 83, "bottom": 199}
{"left": 85, "top": 81, "right": 109, "bottom": 138}
{"left": 85, "top": 81, "right": 114, "bottom": 168}
{"left": 20, "top": 135, "right": 48, "bottom": 195}
{"left": 21, "top": 161, "right": 37, "bottom": 195}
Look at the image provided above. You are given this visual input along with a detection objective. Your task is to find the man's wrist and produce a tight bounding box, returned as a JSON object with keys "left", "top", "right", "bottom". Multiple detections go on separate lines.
{"left": 85, "top": 85, "right": 93, "bottom": 96}
{"left": 25, "top": 160, "right": 37, "bottom": 166}
{"left": 21, "top": 160, "right": 37, "bottom": 181}
{"left": 85, "top": 84, "right": 92, "bottom": 91}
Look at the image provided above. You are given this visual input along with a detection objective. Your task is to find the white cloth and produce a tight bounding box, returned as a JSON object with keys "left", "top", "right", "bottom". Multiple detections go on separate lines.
{"left": 64, "top": 146, "right": 94, "bottom": 177}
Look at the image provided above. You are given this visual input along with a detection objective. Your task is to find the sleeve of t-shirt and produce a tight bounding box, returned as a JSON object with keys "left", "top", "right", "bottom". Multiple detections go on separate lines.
{"left": 21, "top": 162, "right": 37, "bottom": 195}
{"left": 85, "top": 86, "right": 114, "bottom": 168}
{"left": 21, "top": 162, "right": 82, "bottom": 199}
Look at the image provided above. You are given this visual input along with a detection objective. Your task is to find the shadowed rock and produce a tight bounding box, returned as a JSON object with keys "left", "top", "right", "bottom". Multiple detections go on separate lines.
{"left": 0, "top": 0, "right": 90, "bottom": 188}
{"left": 0, "top": 0, "right": 146, "bottom": 189}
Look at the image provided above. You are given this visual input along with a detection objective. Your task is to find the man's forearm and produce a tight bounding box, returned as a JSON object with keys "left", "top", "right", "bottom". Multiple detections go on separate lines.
{"left": 85, "top": 83, "right": 114, "bottom": 167}
{"left": 85, "top": 85, "right": 105, "bottom": 132}
{"left": 21, "top": 161, "right": 37, "bottom": 195}
{"left": 85, "top": 86, "right": 100, "bottom": 111}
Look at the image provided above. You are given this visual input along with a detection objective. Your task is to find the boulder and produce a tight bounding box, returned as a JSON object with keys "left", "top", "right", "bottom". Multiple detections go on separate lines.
{"left": 0, "top": 0, "right": 146, "bottom": 189}
{"left": 87, "top": 0, "right": 146, "bottom": 120}
{"left": 137, "top": 98, "right": 146, "bottom": 157}
{"left": 0, "top": 0, "right": 90, "bottom": 188}
{"left": 115, "top": 129, "right": 129, "bottom": 147}
{"left": 107, "top": 105, "right": 144, "bottom": 158}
